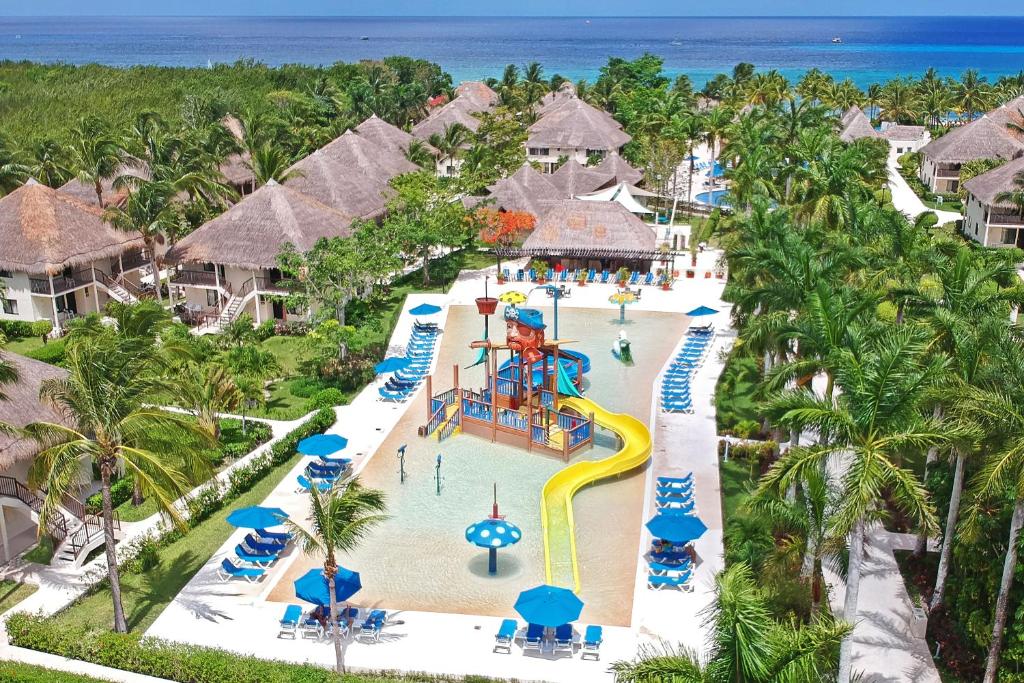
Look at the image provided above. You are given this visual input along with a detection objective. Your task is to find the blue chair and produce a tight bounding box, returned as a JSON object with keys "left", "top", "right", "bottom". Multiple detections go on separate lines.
{"left": 581, "top": 625, "right": 603, "bottom": 660}
{"left": 587, "top": 268, "right": 597, "bottom": 282}
{"left": 649, "top": 559, "right": 692, "bottom": 575}
{"left": 217, "top": 558, "right": 265, "bottom": 583}
{"left": 643, "top": 272, "right": 655, "bottom": 285}
{"left": 379, "top": 387, "right": 412, "bottom": 402}
{"left": 244, "top": 534, "right": 286, "bottom": 553}
{"left": 659, "top": 475, "right": 693, "bottom": 485}
{"left": 554, "top": 624, "right": 574, "bottom": 655}
{"left": 296, "top": 475, "right": 333, "bottom": 493}
{"left": 656, "top": 485, "right": 693, "bottom": 497}
{"left": 656, "top": 497, "right": 696, "bottom": 512}
{"left": 523, "top": 623, "right": 544, "bottom": 654}
{"left": 278, "top": 604, "right": 303, "bottom": 639}
{"left": 257, "top": 528, "right": 292, "bottom": 543}
{"left": 600, "top": 270, "right": 610, "bottom": 283}
{"left": 629, "top": 271, "right": 640, "bottom": 285}
{"left": 494, "top": 618, "right": 518, "bottom": 653}
{"left": 648, "top": 570, "right": 693, "bottom": 591}
{"left": 235, "top": 544, "right": 279, "bottom": 566}
{"left": 356, "top": 609, "right": 387, "bottom": 642}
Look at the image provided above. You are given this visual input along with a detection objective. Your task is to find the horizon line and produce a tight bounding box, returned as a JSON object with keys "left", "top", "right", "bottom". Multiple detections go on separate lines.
{"left": 3, "top": 14, "right": 1024, "bottom": 19}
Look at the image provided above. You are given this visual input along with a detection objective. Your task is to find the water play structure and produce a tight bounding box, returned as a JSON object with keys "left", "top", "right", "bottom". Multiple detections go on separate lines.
{"left": 420, "top": 302, "right": 652, "bottom": 591}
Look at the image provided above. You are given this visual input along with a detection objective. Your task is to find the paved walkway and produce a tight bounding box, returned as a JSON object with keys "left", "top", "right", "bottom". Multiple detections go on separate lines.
{"left": 887, "top": 159, "right": 962, "bottom": 226}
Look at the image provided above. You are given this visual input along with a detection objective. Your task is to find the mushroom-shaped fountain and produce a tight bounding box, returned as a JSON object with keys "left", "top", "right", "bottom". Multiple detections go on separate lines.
{"left": 465, "top": 485, "right": 522, "bottom": 575}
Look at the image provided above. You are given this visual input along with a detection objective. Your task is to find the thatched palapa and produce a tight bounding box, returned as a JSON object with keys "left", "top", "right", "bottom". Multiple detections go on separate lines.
{"left": 521, "top": 199, "right": 656, "bottom": 255}
{"left": 486, "top": 164, "right": 565, "bottom": 216}
{"left": 839, "top": 107, "right": 882, "bottom": 143}
{"left": 527, "top": 96, "right": 631, "bottom": 152}
{"left": 920, "top": 97, "right": 1024, "bottom": 164}
{"left": 0, "top": 180, "right": 143, "bottom": 275}
{"left": 412, "top": 81, "right": 497, "bottom": 141}
{"left": 549, "top": 159, "right": 614, "bottom": 196}
{"left": 355, "top": 114, "right": 435, "bottom": 156}
{"left": 166, "top": 180, "right": 355, "bottom": 270}
{"left": 591, "top": 152, "right": 643, "bottom": 186}
{"left": 963, "top": 156, "right": 1024, "bottom": 208}
{"left": 0, "top": 351, "right": 71, "bottom": 470}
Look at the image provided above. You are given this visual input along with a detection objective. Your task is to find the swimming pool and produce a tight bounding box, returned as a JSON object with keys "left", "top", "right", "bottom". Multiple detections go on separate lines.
{"left": 268, "top": 305, "right": 687, "bottom": 626}
{"left": 695, "top": 189, "right": 730, "bottom": 207}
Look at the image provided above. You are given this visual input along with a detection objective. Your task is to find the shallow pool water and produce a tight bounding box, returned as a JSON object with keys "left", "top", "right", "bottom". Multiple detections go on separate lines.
{"left": 695, "top": 189, "right": 729, "bottom": 207}
{"left": 269, "top": 304, "right": 686, "bottom": 626}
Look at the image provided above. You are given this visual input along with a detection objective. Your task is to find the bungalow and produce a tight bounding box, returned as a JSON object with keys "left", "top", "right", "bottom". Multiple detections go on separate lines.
{"left": 0, "top": 351, "right": 103, "bottom": 565}
{"left": 166, "top": 180, "right": 355, "bottom": 329}
{"left": 879, "top": 123, "right": 931, "bottom": 159}
{"left": 526, "top": 94, "right": 631, "bottom": 173}
{"left": 0, "top": 180, "right": 149, "bottom": 334}
{"left": 917, "top": 96, "right": 1024, "bottom": 193}
{"left": 591, "top": 152, "right": 643, "bottom": 187}
{"left": 838, "top": 106, "right": 882, "bottom": 143}
{"left": 412, "top": 81, "right": 497, "bottom": 177}
{"left": 961, "top": 156, "right": 1024, "bottom": 248}
{"left": 548, "top": 159, "right": 615, "bottom": 197}
{"left": 486, "top": 164, "right": 566, "bottom": 217}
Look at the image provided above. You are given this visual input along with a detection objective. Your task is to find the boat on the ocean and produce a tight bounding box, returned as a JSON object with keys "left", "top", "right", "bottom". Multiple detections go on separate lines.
{"left": 832, "top": 36, "right": 843, "bottom": 44}
{"left": 360, "top": 36, "right": 369, "bottom": 41}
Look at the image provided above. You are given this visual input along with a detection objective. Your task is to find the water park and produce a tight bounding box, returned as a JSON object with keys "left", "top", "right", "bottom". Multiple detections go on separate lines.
{"left": 123, "top": 251, "right": 730, "bottom": 682}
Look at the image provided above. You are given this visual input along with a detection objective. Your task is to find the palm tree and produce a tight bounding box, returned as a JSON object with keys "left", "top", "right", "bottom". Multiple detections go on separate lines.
{"left": 24, "top": 337, "right": 212, "bottom": 632}
{"left": 521, "top": 61, "right": 546, "bottom": 106}
{"left": 68, "top": 116, "right": 128, "bottom": 208}
{"left": 0, "top": 136, "right": 28, "bottom": 195}
{"left": 759, "top": 325, "right": 957, "bottom": 683}
{"left": 878, "top": 79, "right": 921, "bottom": 124}
{"left": 103, "top": 180, "right": 179, "bottom": 305}
{"left": 428, "top": 123, "right": 471, "bottom": 168}
{"left": 994, "top": 169, "right": 1024, "bottom": 220}
{"left": 955, "top": 69, "right": 994, "bottom": 121}
{"left": 701, "top": 106, "right": 733, "bottom": 182}
{"left": 246, "top": 142, "right": 303, "bottom": 187}
{"left": 27, "top": 140, "right": 72, "bottom": 188}
{"left": 404, "top": 139, "right": 436, "bottom": 170}
{"left": 178, "top": 362, "right": 242, "bottom": 440}
{"left": 286, "top": 479, "right": 387, "bottom": 673}
{"left": 611, "top": 562, "right": 850, "bottom": 682}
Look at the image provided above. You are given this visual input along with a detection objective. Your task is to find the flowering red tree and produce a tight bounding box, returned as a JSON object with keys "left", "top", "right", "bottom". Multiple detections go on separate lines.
{"left": 477, "top": 209, "right": 536, "bottom": 271}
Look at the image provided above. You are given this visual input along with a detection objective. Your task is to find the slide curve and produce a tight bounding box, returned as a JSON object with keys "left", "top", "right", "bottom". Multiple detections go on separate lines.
{"left": 540, "top": 396, "right": 652, "bottom": 591}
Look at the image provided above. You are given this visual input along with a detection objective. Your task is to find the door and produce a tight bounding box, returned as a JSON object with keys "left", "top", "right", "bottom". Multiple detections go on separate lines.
{"left": 272, "top": 299, "right": 285, "bottom": 320}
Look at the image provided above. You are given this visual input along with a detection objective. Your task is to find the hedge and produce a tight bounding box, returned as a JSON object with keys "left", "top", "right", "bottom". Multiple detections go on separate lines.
{"left": 5, "top": 614, "right": 501, "bottom": 683}
{"left": 0, "top": 660, "right": 110, "bottom": 683}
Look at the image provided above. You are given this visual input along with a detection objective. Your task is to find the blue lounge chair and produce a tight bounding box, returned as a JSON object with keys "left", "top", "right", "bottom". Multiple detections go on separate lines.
{"left": 235, "top": 544, "right": 279, "bottom": 566}
{"left": 494, "top": 618, "right": 518, "bottom": 653}
{"left": 581, "top": 625, "right": 603, "bottom": 660}
{"left": 656, "top": 485, "right": 693, "bottom": 498}
{"left": 629, "top": 271, "right": 640, "bottom": 285}
{"left": 546, "top": 268, "right": 554, "bottom": 281}
{"left": 301, "top": 615, "right": 323, "bottom": 639}
{"left": 502, "top": 268, "right": 511, "bottom": 281}
{"left": 648, "top": 570, "right": 693, "bottom": 591}
{"left": 600, "top": 270, "right": 610, "bottom": 283}
{"left": 356, "top": 609, "right": 387, "bottom": 642}
{"left": 649, "top": 559, "right": 692, "bottom": 574}
{"left": 523, "top": 623, "right": 544, "bottom": 654}
{"left": 217, "top": 558, "right": 265, "bottom": 583}
{"left": 643, "top": 272, "right": 655, "bottom": 285}
{"left": 656, "top": 498, "right": 696, "bottom": 512}
{"left": 516, "top": 269, "right": 524, "bottom": 281}
{"left": 651, "top": 549, "right": 692, "bottom": 563}
{"left": 379, "top": 387, "right": 411, "bottom": 402}
{"left": 658, "top": 506, "right": 698, "bottom": 517}
{"left": 559, "top": 269, "right": 569, "bottom": 282}
{"left": 278, "top": 604, "right": 302, "bottom": 639}
{"left": 659, "top": 475, "right": 693, "bottom": 486}
{"left": 257, "top": 528, "right": 292, "bottom": 543}
{"left": 296, "top": 475, "right": 333, "bottom": 493}
{"left": 528, "top": 268, "right": 537, "bottom": 282}
{"left": 553, "top": 624, "right": 574, "bottom": 654}
{"left": 587, "top": 268, "right": 597, "bottom": 282}
{"left": 244, "top": 534, "right": 286, "bottom": 553}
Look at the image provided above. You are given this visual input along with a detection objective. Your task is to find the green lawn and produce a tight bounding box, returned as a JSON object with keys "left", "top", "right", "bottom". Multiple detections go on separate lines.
{"left": 0, "top": 661, "right": 111, "bottom": 683}
{"left": 0, "top": 580, "right": 38, "bottom": 613}
{"left": 720, "top": 456, "right": 760, "bottom": 522}
{"left": 260, "top": 335, "right": 312, "bottom": 377}
{"left": 22, "top": 538, "right": 54, "bottom": 565}
{"left": 714, "top": 352, "right": 762, "bottom": 433}
{"left": 53, "top": 452, "right": 303, "bottom": 634}
{"left": 2, "top": 336, "right": 44, "bottom": 355}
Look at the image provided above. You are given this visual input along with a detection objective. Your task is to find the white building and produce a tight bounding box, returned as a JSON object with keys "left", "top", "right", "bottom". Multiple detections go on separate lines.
{"left": 0, "top": 180, "right": 149, "bottom": 334}
{"left": 526, "top": 95, "right": 631, "bottom": 173}
{"left": 961, "top": 156, "right": 1024, "bottom": 248}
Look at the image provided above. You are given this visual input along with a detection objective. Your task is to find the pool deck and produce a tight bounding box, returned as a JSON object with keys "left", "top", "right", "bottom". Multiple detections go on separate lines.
{"left": 143, "top": 253, "right": 733, "bottom": 682}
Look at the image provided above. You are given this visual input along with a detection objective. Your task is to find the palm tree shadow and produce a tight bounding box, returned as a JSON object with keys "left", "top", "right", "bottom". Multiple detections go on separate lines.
{"left": 126, "top": 550, "right": 209, "bottom": 631}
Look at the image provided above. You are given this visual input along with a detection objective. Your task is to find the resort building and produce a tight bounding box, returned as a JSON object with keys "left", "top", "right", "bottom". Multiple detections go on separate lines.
{"left": 513, "top": 199, "right": 659, "bottom": 273}
{"left": 879, "top": 122, "right": 930, "bottom": 158}
{"left": 166, "top": 118, "right": 418, "bottom": 330}
{"left": 526, "top": 94, "right": 631, "bottom": 173}
{"left": 412, "top": 81, "right": 497, "bottom": 177}
{"left": 838, "top": 106, "right": 882, "bottom": 143}
{"left": 961, "top": 155, "right": 1024, "bottom": 248}
{"left": 0, "top": 180, "right": 149, "bottom": 333}
{"left": 355, "top": 114, "right": 434, "bottom": 159}
{"left": 0, "top": 351, "right": 106, "bottom": 565}
{"left": 486, "top": 163, "right": 566, "bottom": 216}
{"left": 917, "top": 96, "right": 1024, "bottom": 193}
{"left": 591, "top": 152, "right": 644, "bottom": 187}
{"left": 548, "top": 159, "right": 616, "bottom": 197}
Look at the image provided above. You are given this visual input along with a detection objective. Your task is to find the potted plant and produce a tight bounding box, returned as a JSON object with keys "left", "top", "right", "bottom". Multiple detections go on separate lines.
{"left": 685, "top": 269, "right": 695, "bottom": 279}
{"left": 616, "top": 266, "right": 630, "bottom": 286}
{"left": 660, "top": 274, "right": 671, "bottom": 291}
{"left": 496, "top": 270, "right": 506, "bottom": 284}
{"left": 531, "top": 259, "right": 548, "bottom": 283}
{"left": 577, "top": 270, "right": 587, "bottom": 287}
{"left": 704, "top": 271, "right": 712, "bottom": 279}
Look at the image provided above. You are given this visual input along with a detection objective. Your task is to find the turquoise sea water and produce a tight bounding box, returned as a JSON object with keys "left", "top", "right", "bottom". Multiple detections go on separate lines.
{"left": 1, "top": 16, "right": 1023, "bottom": 86}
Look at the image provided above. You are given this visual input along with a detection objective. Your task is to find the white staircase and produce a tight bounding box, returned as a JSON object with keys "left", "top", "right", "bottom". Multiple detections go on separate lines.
{"left": 105, "top": 280, "right": 137, "bottom": 304}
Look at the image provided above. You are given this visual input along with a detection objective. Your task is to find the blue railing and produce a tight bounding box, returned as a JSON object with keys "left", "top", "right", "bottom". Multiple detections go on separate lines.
{"left": 438, "top": 411, "right": 461, "bottom": 442}
{"left": 540, "top": 390, "right": 554, "bottom": 407}
{"left": 532, "top": 423, "right": 548, "bottom": 444}
{"left": 462, "top": 398, "right": 493, "bottom": 422}
{"left": 498, "top": 409, "right": 528, "bottom": 432}
{"left": 431, "top": 398, "right": 444, "bottom": 414}
{"left": 567, "top": 421, "right": 592, "bottom": 447}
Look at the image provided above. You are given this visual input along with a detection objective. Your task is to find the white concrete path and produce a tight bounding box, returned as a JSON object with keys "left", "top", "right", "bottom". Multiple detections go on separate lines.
{"left": 887, "top": 159, "right": 962, "bottom": 226}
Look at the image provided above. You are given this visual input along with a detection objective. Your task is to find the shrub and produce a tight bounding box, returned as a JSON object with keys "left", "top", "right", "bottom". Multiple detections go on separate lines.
{"left": 26, "top": 338, "right": 66, "bottom": 365}
{"left": 306, "top": 388, "right": 345, "bottom": 410}
{"left": 30, "top": 319, "right": 53, "bottom": 338}
{"left": 253, "top": 319, "right": 276, "bottom": 342}
{"left": 0, "top": 319, "right": 33, "bottom": 338}
{"left": 733, "top": 419, "right": 760, "bottom": 439}
{"left": 85, "top": 476, "right": 133, "bottom": 514}
{"left": 185, "top": 483, "right": 222, "bottom": 526}
{"left": 289, "top": 376, "right": 327, "bottom": 398}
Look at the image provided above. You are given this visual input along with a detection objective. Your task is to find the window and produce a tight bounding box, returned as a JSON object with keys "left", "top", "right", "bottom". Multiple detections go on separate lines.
{"left": 1, "top": 298, "right": 16, "bottom": 315}
{"left": 0, "top": 270, "right": 11, "bottom": 278}
{"left": 586, "top": 149, "right": 606, "bottom": 160}
{"left": 528, "top": 147, "right": 549, "bottom": 156}
{"left": 206, "top": 289, "right": 218, "bottom": 307}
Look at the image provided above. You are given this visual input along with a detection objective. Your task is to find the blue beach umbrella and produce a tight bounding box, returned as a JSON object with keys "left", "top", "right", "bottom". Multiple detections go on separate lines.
{"left": 298, "top": 434, "right": 348, "bottom": 456}
{"left": 294, "top": 567, "right": 362, "bottom": 606}
{"left": 646, "top": 514, "right": 708, "bottom": 544}
{"left": 375, "top": 356, "right": 411, "bottom": 374}
{"left": 409, "top": 303, "right": 442, "bottom": 316}
{"left": 514, "top": 584, "right": 584, "bottom": 627}
{"left": 466, "top": 517, "right": 522, "bottom": 575}
{"left": 686, "top": 305, "right": 719, "bottom": 317}
{"left": 226, "top": 506, "right": 288, "bottom": 529}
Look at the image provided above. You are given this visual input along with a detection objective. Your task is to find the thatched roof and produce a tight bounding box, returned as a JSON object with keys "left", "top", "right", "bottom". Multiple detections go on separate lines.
{"left": 284, "top": 130, "right": 418, "bottom": 219}
{"left": 355, "top": 114, "right": 434, "bottom": 156}
{"left": 591, "top": 153, "right": 643, "bottom": 186}
{"left": 486, "top": 164, "right": 565, "bottom": 216}
{"left": 549, "top": 159, "right": 614, "bottom": 196}
{"left": 219, "top": 152, "right": 255, "bottom": 187}
{"left": 412, "top": 82, "right": 496, "bottom": 142}
{"left": 221, "top": 114, "right": 245, "bottom": 141}
{"left": 921, "top": 98, "right": 1024, "bottom": 164}
{"left": 166, "top": 180, "right": 355, "bottom": 270}
{"left": 880, "top": 124, "right": 927, "bottom": 141}
{"left": 963, "top": 156, "right": 1024, "bottom": 208}
{"left": 0, "top": 351, "right": 71, "bottom": 470}
{"left": 839, "top": 107, "right": 882, "bottom": 143}
{"left": 538, "top": 81, "right": 578, "bottom": 115}
{"left": 527, "top": 96, "right": 631, "bottom": 151}
{"left": 521, "top": 199, "right": 656, "bottom": 253}
{"left": 58, "top": 162, "right": 150, "bottom": 208}
{"left": 0, "top": 180, "right": 144, "bottom": 275}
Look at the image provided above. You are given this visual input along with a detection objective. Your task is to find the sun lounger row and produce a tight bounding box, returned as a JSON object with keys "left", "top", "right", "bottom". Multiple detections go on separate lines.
{"left": 502, "top": 267, "right": 662, "bottom": 286}
{"left": 646, "top": 473, "right": 697, "bottom": 591}
{"left": 379, "top": 322, "right": 441, "bottom": 402}
{"left": 661, "top": 329, "right": 715, "bottom": 413}
{"left": 493, "top": 619, "right": 603, "bottom": 660}
{"left": 278, "top": 604, "right": 388, "bottom": 642}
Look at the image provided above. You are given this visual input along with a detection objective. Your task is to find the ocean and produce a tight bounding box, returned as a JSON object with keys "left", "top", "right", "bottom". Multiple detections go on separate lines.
{"left": 0, "top": 16, "right": 1022, "bottom": 86}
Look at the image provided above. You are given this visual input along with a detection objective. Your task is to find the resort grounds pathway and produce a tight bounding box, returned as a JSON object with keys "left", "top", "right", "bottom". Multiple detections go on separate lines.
{"left": 887, "top": 158, "right": 962, "bottom": 226}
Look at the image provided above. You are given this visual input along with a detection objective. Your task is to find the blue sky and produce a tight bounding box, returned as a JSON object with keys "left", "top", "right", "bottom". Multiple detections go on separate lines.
{"left": 4, "top": 1, "right": 1023, "bottom": 16}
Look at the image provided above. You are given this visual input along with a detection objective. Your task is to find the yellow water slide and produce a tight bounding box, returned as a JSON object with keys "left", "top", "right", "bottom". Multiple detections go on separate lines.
{"left": 540, "top": 396, "right": 652, "bottom": 591}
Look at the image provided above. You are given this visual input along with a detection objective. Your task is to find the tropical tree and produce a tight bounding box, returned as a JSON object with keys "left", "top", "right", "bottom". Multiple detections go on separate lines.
{"left": 68, "top": 116, "right": 129, "bottom": 208}
{"left": 878, "top": 79, "right": 921, "bottom": 124}
{"left": 103, "top": 181, "right": 180, "bottom": 304}
{"left": 0, "top": 136, "right": 28, "bottom": 195}
{"left": 994, "top": 169, "right": 1024, "bottom": 220}
{"left": 758, "top": 325, "right": 956, "bottom": 683}
{"left": 27, "top": 140, "right": 73, "bottom": 188}
{"left": 177, "top": 362, "right": 242, "bottom": 440}
{"left": 24, "top": 337, "right": 212, "bottom": 632}
{"left": 955, "top": 69, "right": 993, "bottom": 121}
{"left": 701, "top": 106, "right": 734, "bottom": 181}
{"left": 427, "top": 123, "right": 471, "bottom": 167}
{"left": 285, "top": 479, "right": 386, "bottom": 673}
{"left": 404, "top": 139, "right": 436, "bottom": 169}
{"left": 247, "top": 142, "right": 303, "bottom": 187}
{"left": 611, "top": 562, "right": 850, "bottom": 682}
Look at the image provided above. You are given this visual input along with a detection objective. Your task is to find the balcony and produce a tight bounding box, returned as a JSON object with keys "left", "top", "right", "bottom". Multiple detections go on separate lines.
{"left": 29, "top": 269, "right": 95, "bottom": 296}
{"left": 989, "top": 211, "right": 1024, "bottom": 227}
{"left": 170, "top": 269, "right": 219, "bottom": 288}
{"left": 111, "top": 249, "right": 149, "bottom": 276}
